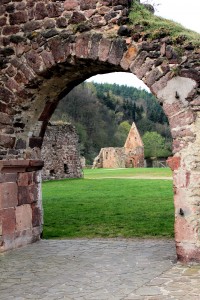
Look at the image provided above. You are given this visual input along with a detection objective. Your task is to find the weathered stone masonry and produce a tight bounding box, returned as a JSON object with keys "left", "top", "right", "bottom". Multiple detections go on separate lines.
{"left": 42, "top": 123, "right": 82, "bottom": 180}
{"left": 0, "top": 0, "right": 199, "bottom": 262}
{"left": 0, "top": 160, "right": 43, "bottom": 251}
{"left": 93, "top": 122, "right": 144, "bottom": 168}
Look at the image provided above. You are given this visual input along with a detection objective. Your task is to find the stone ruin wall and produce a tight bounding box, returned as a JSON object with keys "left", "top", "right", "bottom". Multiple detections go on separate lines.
{"left": 125, "top": 146, "right": 144, "bottom": 168}
{"left": 93, "top": 122, "right": 145, "bottom": 168}
{"left": 124, "top": 122, "right": 144, "bottom": 168}
{"left": 41, "top": 123, "right": 82, "bottom": 180}
{"left": 95, "top": 147, "right": 126, "bottom": 168}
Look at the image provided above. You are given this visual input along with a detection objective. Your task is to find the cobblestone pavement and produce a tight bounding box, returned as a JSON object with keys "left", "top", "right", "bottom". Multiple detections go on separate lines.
{"left": 0, "top": 239, "right": 200, "bottom": 300}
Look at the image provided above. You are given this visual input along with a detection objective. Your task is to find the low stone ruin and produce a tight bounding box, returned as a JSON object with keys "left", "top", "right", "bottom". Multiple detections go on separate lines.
{"left": 41, "top": 122, "right": 83, "bottom": 180}
{"left": 93, "top": 122, "right": 144, "bottom": 168}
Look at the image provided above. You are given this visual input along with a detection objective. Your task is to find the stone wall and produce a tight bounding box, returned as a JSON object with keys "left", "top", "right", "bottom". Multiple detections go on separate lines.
{"left": 94, "top": 147, "right": 126, "bottom": 168}
{"left": 93, "top": 122, "right": 144, "bottom": 168}
{"left": 0, "top": 160, "right": 43, "bottom": 252}
{"left": 42, "top": 123, "right": 82, "bottom": 180}
{"left": 124, "top": 122, "right": 144, "bottom": 168}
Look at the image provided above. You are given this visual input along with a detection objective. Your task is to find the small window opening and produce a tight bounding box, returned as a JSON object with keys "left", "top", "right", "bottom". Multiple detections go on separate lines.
{"left": 50, "top": 169, "right": 55, "bottom": 176}
{"left": 64, "top": 163, "right": 69, "bottom": 174}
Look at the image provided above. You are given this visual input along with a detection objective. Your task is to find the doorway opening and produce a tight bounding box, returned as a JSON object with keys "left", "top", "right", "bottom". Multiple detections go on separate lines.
{"left": 42, "top": 72, "right": 174, "bottom": 242}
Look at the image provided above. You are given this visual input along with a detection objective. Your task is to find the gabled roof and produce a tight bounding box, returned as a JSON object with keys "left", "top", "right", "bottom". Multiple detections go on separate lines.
{"left": 124, "top": 122, "right": 143, "bottom": 149}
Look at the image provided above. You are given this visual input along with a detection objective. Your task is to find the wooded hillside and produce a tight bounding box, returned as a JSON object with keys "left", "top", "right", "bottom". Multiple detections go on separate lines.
{"left": 52, "top": 82, "right": 172, "bottom": 164}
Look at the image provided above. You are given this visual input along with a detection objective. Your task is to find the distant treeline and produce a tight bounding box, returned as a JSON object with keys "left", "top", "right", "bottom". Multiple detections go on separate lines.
{"left": 52, "top": 82, "right": 172, "bottom": 164}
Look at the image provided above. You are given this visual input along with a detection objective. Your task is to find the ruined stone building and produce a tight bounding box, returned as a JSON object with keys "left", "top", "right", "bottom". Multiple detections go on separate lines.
{"left": 42, "top": 123, "right": 83, "bottom": 180}
{"left": 93, "top": 123, "right": 144, "bottom": 168}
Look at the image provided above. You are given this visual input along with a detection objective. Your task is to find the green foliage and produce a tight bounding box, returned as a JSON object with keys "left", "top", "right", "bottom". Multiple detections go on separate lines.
{"left": 143, "top": 131, "right": 171, "bottom": 158}
{"left": 114, "top": 121, "right": 131, "bottom": 146}
{"left": 42, "top": 171, "right": 174, "bottom": 239}
{"left": 130, "top": 1, "right": 200, "bottom": 47}
{"left": 53, "top": 82, "right": 172, "bottom": 163}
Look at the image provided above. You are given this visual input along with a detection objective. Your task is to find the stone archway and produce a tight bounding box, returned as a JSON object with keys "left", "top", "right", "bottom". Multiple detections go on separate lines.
{"left": 0, "top": 0, "right": 199, "bottom": 262}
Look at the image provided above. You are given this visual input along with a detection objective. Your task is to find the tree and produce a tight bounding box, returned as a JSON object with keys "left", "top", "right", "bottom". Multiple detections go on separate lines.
{"left": 114, "top": 121, "right": 131, "bottom": 146}
{"left": 142, "top": 131, "right": 171, "bottom": 158}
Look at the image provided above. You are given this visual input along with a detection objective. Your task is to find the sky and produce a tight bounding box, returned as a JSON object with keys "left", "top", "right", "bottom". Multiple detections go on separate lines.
{"left": 87, "top": 0, "right": 200, "bottom": 90}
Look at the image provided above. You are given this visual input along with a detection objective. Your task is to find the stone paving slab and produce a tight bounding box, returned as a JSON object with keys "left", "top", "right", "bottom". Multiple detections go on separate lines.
{"left": 0, "top": 239, "right": 200, "bottom": 299}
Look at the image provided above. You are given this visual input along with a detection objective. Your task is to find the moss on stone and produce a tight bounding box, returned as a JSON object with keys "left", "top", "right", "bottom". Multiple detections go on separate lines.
{"left": 129, "top": 1, "right": 200, "bottom": 47}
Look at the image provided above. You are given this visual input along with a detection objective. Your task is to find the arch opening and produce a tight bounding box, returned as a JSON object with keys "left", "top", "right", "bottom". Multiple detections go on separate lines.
{"left": 41, "top": 76, "right": 174, "bottom": 244}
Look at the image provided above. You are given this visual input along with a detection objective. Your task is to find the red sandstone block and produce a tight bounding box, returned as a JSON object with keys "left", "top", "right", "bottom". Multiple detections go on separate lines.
{"left": 46, "top": 2, "right": 62, "bottom": 18}
{"left": 75, "top": 35, "right": 90, "bottom": 58}
{"left": 80, "top": 0, "right": 98, "bottom": 10}
{"left": 171, "top": 128, "right": 195, "bottom": 139}
{"left": 15, "top": 204, "right": 32, "bottom": 231}
{"left": 163, "top": 101, "right": 183, "bottom": 119}
{"left": 175, "top": 216, "right": 197, "bottom": 243}
{"left": 49, "top": 37, "right": 66, "bottom": 63}
{"left": 14, "top": 71, "right": 28, "bottom": 85}
{"left": 25, "top": 50, "right": 45, "bottom": 75}
{"left": 0, "top": 174, "right": 5, "bottom": 183}
{"left": 173, "top": 171, "right": 188, "bottom": 189}
{"left": 0, "top": 17, "right": 7, "bottom": 26}
{"left": 0, "top": 182, "right": 18, "bottom": 209}
{"left": 17, "top": 173, "right": 29, "bottom": 186}
{"left": 0, "top": 134, "right": 15, "bottom": 148}
{"left": 16, "top": 2, "right": 26, "bottom": 10}
{"left": 176, "top": 243, "right": 200, "bottom": 263}
{"left": 172, "top": 139, "right": 188, "bottom": 154}
{"left": 69, "top": 11, "right": 86, "bottom": 24}
{"left": 0, "top": 208, "right": 16, "bottom": 236}
{"left": 0, "top": 5, "right": 6, "bottom": 16}
{"left": 9, "top": 11, "right": 28, "bottom": 25}
{"left": 19, "top": 63, "right": 35, "bottom": 82}
{"left": 5, "top": 77, "right": 21, "bottom": 94}
{"left": 98, "top": 38, "right": 111, "bottom": 62}
{"left": 89, "top": 33, "right": 102, "bottom": 60}
{"left": 108, "top": 39, "right": 127, "bottom": 65}
{"left": 64, "top": 0, "right": 79, "bottom": 10}
{"left": 18, "top": 186, "right": 29, "bottom": 205}
{"left": 29, "top": 160, "right": 44, "bottom": 168}
{"left": 2, "top": 25, "right": 20, "bottom": 35}
{"left": 34, "top": 3, "right": 48, "bottom": 20}
{"left": 169, "top": 109, "right": 196, "bottom": 129}
{"left": 167, "top": 156, "right": 181, "bottom": 171}
{"left": 41, "top": 50, "right": 55, "bottom": 69}
{"left": 32, "top": 203, "right": 41, "bottom": 227}
{"left": 4, "top": 173, "right": 17, "bottom": 183}
{"left": 29, "top": 184, "right": 38, "bottom": 203}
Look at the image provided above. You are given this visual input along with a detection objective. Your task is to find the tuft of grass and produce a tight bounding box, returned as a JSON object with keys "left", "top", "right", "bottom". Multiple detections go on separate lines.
{"left": 129, "top": 1, "right": 200, "bottom": 47}
{"left": 42, "top": 172, "right": 174, "bottom": 239}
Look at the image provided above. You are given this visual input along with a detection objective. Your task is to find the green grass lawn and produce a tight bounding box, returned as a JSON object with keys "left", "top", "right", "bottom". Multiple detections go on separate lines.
{"left": 83, "top": 167, "right": 172, "bottom": 179}
{"left": 43, "top": 168, "right": 174, "bottom": 239}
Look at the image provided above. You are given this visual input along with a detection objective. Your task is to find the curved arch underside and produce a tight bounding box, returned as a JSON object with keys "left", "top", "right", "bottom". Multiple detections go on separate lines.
{"left": 0, "top": 0, "right": 200, "bottom": 262}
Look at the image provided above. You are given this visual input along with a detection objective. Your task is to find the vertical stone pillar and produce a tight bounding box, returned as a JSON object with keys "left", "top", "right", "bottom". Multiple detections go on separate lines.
{"left": 0, "top": 160, "right": 43, "bottom": 252}
{"left": 168, "top": 150, "right": 200, "bottom": 262}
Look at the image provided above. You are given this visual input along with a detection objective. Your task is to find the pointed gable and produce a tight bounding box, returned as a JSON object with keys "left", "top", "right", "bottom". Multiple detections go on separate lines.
{"left": 124, "top": 122, "right": 143, "bottom": 150}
